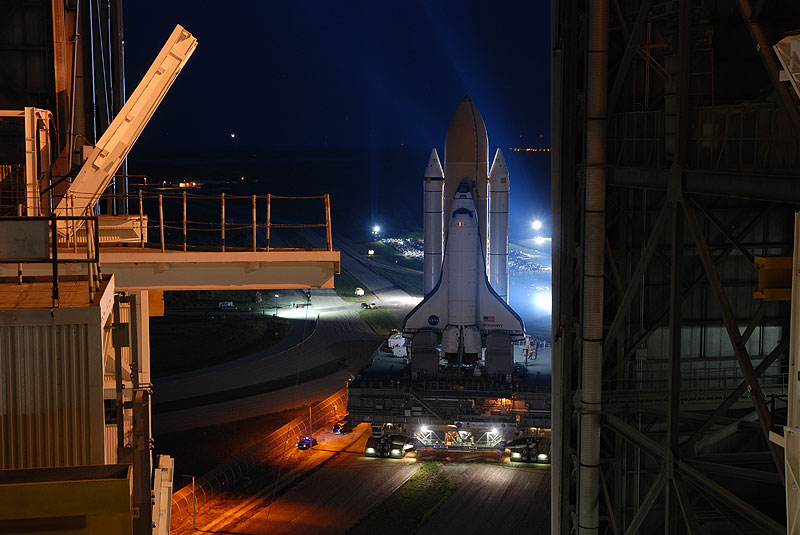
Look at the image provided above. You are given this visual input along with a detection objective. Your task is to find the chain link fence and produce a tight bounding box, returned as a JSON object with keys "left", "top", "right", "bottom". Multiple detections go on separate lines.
{"left": 170, "top": 386, "right": 348, "bottom": 526}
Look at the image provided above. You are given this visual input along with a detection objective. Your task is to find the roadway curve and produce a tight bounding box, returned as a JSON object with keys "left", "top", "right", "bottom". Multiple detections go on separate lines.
{"left": 152, "top": 235, "right": 419, "bottom": 433}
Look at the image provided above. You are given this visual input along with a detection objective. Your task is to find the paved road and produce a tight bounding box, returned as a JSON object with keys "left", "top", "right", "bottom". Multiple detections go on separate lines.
{"left": 420, "top": 462, "right": 550, "bottom": 534}
{"left": 221, "top": 427, "right": 419, "bottom": 534}
{"left": 185, "top": 424, "right": 550, "bottom": 535}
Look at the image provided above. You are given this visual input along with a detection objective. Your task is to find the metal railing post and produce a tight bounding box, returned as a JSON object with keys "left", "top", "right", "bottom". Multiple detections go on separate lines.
{"left": 182, "top": 191, "right": 187, "bottom": 251}
{"left": 16, "top": 204, "right": 22, "bottom": 284}
{"left": 266, "top": 193, "right": 271, "bottom": 251}
{"left": 221, "top": 192, "right": 226, "bottom": 252}
{"left": 252, "top": 194, "right": 257, "bottom": 251}
{"left": 86, "top": 217, "right": 95, "bottom": 302}
{"left": 138, "top": 189, "right": 144, "bottom": 248}
{"left": 325, "top": 193, "right": 333, "bottom": 251}
{"left": 51, "top": 215, "right": 59, "bottom": 308}
{"left": 158, "top": 193, "right": 165, "bottom": 252}
{"left": 93, "top": 216, "right": 102, "bottom": 289}
{"left": 68, "top": 194, "right": 77, "bottom": 251}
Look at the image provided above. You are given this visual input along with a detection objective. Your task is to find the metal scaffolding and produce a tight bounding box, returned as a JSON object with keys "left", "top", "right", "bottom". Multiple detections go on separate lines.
{"left": 553, "top": 0, "right": 800, "bottom": 532}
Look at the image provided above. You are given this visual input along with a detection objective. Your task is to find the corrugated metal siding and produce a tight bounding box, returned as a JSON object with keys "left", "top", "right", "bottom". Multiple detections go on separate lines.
{"left": 105, "top": 423, "right": 117, "bottom": 464}
{"left": 0, "top": 322, "right": 105, "bottom": 469}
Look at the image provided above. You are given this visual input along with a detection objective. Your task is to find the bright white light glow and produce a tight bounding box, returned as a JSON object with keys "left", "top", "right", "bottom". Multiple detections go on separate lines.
{"left": 274, "top": 294, "right": 279, "bottom": 298}
{"left": 511, "top": 452, "right": 522, "bottom": 459}
{"left": 534, "top": 292, "right": 553, "bottom": 314}
{"left": 230, "top": 132, "right": 236, "bottom": 138}
{"left": 421, "top": 426, "right": 429, "bottom": 433}
{"left": 391, "top": 449, "right": 401, "bottom": 456}
{"left": 537, "top": 453, "right": 549, "bottom": 461}
{"left": 490, "top": 428, "right": 498, "bottom": 435}
{"left": 534, "top": 236, "right": 545, "bottom": 245}
{"left": 532, "top": 220, "right": 542, "bottom": 230}
{"left": 372, "top": 225, "right": 380, "bottom": 233}
{"left": 366, "top": 447, "right": 375, "bottom": 454}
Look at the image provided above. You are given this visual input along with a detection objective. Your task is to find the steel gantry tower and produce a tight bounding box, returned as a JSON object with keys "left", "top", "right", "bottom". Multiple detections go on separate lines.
{"left": 552, "top": 1, "right": 800, "bottom": 533}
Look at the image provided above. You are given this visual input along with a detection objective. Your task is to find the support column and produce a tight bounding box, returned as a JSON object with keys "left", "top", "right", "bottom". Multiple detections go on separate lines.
{"left": 131, "top": 290, "right": 150, "bottom": 386}
{"left": 24, "top": 107, "right": 40, "bottom": 216}
{"left": 579, "top": 0, "right": 608, "bottom": 532}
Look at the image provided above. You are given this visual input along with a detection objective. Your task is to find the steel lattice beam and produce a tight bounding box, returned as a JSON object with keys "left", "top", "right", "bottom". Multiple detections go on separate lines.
{"left": 682, "top": 199, "right": 786, "bottom": 481}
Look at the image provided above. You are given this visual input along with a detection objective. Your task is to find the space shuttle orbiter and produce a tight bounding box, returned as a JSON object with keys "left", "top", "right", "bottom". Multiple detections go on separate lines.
{"left": 404, "top": 98, "right": 524, "bottom": 378}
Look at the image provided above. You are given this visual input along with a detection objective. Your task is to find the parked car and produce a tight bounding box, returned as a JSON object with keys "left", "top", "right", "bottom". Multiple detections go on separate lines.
{"left": 295, "top": 436, "right": 318, "bottom": 450}
{"left": 218, "top": 301, "right": 237, "bottom": 311}
{"left": 354, "top": 287, "right": 365, "bottom": 297}
{"left": 361, "top": 302, "right": 378, "bottom": 309}
{"left": 333, "top": 420, "right": 349, "bottom": 435}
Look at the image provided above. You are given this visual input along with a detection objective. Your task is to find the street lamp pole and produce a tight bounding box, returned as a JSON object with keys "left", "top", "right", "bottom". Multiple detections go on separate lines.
{"left": 274, "top": 294, "right": 279, "bottom": 316}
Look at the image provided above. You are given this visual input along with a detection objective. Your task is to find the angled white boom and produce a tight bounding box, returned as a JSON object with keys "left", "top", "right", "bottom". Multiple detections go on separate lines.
{"left": 55, "top": 24, "right": 197, "bottom": 217}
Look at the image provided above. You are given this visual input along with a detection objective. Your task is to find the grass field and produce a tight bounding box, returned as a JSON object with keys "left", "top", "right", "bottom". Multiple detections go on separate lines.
{"left": 370, "top": 265, "right": 423, "bottom": 297}
{"left": 149, "top": 315, "right": 292, "bottom": 377}
{"left": 358, "top": 308, "right": 399, "bottom": 336}
{"left": 334, "top": 269, "right": 369, "bottom": 302}
{"left": 341, "top": 236, "right": 423, "bottom": 272}
{"left": 164, "top": 290, "right": 270, "bottom": 312}
{"left": 348, "top": 462, "right": 455, "bottom": 535}
{"left": 152, "top": 359, "right": 348, "bottom": 413}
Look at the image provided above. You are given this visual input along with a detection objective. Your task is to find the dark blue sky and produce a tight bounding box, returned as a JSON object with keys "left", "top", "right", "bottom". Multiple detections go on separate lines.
{"left": 124, "top": 1, "right": 550, "bottom": 152}
{"left": 124, "top": 1, "right": 552, "bottom": 239}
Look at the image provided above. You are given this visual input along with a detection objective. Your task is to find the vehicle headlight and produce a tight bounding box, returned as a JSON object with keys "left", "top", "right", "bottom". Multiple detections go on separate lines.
{"left": 511, "top": 452, "right": 522, "bottom": 459}
{"left": 366, "top": 447, "right": 375, "bottom": 454}
{"left": 537, "top": 453, "right": 549, "bottom": 462}
{"left": 391, "top": 449, "right": 401, "bottom": 457}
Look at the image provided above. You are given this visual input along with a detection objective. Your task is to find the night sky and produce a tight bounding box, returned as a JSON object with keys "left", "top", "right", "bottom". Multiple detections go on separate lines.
{"left": 123, "top": 1, "right": 551, "bottom": 239}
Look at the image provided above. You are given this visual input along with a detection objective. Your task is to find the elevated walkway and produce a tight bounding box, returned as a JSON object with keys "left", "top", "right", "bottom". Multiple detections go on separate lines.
{"left": 0, "top": 245, "right": 338, "bottom": 290}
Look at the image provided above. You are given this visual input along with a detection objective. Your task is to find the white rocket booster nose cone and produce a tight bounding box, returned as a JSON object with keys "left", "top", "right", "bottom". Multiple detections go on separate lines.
{"left": 425, "top": 148, "right": 444, "bottom": 179}
{"left": 489, "top": 148, "right": 509, "bottom": 183}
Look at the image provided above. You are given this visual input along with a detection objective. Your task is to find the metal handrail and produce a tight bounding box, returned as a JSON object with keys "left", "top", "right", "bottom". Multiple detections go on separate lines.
{"left": 21, "top": 189, "right": 337, "bottom": 253}
{"left": 0, "top": 215, "right": 101, "bottom": 306}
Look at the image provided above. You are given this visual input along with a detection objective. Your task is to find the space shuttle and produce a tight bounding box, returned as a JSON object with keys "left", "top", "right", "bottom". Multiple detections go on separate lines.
{"left": 403, "top": 97, "right": 524, "bottom": 378}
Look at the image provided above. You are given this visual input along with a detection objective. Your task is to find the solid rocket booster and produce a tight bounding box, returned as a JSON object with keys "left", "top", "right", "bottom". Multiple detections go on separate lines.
{"left": 423, "top": 149, "right": 444, "bottom": 295}
{"left": 488, "top": 148, "right": 509, "bottom": 302}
